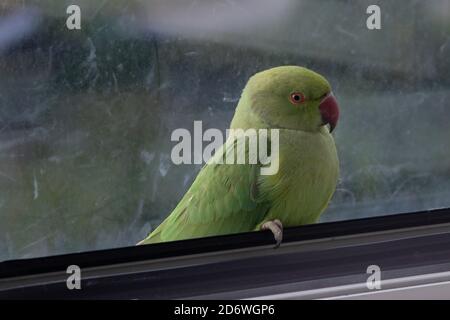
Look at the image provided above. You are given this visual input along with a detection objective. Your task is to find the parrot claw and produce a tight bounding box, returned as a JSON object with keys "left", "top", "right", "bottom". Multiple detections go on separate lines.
{"left": 261, "top": 219, "right": 283, "bottom": 248}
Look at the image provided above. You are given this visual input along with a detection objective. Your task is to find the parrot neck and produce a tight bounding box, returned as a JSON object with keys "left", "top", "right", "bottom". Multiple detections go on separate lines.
{"left": 230, "top": 94, "right": 268, "bottom": 130}
{"left": 230, "top": 110, "right": 268, "bottom": 130}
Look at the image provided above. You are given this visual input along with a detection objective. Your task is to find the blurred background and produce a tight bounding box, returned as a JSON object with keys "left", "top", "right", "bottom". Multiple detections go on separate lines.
{"left": 1, "top": 0, "right": 450, "bottom": 260}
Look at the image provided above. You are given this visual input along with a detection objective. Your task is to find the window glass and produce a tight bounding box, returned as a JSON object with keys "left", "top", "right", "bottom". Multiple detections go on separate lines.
{"left": 1, "top": 0, "right": 450, "bottom": 260}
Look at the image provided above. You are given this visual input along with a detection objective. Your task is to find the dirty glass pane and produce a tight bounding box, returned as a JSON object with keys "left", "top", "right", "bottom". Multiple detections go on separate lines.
{"left": 1, "top": 0, "right": 450, "bottom": 260}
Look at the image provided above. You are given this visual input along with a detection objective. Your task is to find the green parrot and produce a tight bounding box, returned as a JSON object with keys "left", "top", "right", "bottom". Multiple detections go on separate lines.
{"left": 138, "top": 66, "right": 339, "bottom": 247}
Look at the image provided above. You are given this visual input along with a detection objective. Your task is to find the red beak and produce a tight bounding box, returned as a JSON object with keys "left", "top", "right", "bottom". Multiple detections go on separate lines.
{"left": 319, "top": 93, "right": 339, "bottom": 133}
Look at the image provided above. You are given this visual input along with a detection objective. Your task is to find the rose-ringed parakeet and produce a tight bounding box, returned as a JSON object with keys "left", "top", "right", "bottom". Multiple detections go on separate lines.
{"left": 138, "top": 66, "right": 339, "bottom": 247}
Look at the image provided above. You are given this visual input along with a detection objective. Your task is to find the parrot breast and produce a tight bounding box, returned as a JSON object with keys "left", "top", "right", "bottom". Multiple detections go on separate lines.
{"left": 257, "top": 127, "right": 339, "bottom": 227}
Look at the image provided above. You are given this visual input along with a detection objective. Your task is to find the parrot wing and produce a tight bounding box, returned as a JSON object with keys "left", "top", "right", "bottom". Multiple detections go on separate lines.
{"left": 140, "top": 136, "right": 271, "bottom": 244}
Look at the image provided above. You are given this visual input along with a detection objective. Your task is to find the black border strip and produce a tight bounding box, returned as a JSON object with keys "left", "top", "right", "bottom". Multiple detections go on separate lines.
{"left": 1, "top": 207, "right": 450, "bottom": 279}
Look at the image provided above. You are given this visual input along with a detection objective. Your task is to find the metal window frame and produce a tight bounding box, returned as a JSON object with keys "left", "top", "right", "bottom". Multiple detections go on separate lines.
{"left": 2, "top": 207, "right": 450, "bottom": 299}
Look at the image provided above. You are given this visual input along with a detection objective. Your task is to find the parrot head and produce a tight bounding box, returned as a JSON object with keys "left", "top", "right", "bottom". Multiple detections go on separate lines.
{"left": 231, "top": 66, "right": 339, "bottom": 133}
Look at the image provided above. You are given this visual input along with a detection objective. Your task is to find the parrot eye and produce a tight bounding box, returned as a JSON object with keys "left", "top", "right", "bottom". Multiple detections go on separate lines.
{"left": 289, "top": 92, "right": 305, "bottom": 105}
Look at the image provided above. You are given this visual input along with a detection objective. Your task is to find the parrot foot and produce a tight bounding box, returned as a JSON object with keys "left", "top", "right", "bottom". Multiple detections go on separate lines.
{"left": 261, "top": 219, "right": 283, "bottom": 248}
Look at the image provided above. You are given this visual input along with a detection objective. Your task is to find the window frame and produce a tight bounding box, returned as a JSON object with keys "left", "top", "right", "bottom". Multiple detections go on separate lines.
{"left": 2, "top": 207, "right": 450, "bottom": 298}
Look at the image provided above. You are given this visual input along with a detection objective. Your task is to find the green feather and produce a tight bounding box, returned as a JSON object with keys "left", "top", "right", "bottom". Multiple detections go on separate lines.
{"left": 139, "top": 66, "right": 339, "bottom": 244}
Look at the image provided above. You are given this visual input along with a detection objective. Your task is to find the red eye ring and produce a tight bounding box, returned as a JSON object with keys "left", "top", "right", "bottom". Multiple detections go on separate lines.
{"left": 289, "top": 92, "right": 305, "bottom": 104}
